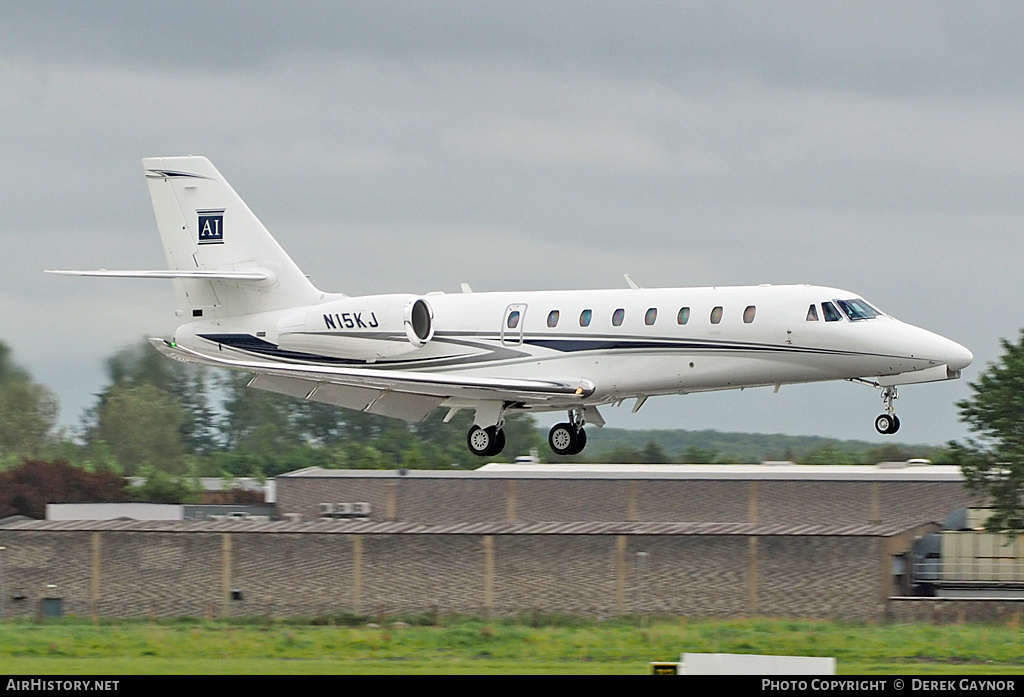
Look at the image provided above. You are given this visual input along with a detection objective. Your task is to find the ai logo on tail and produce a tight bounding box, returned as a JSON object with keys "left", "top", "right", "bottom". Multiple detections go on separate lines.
{"left": 197, "top": 209, "right": 225, "bottom": 244}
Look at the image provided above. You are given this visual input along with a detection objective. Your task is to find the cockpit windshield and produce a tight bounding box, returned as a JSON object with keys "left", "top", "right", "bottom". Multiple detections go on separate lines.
{"left": 835, "top": 298, "right": 883, "bottom": 321}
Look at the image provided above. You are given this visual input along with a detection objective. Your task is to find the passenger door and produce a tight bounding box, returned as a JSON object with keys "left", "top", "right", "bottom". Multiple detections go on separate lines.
{"left": 501, "top": 304, "right": 527, "bottom": 345}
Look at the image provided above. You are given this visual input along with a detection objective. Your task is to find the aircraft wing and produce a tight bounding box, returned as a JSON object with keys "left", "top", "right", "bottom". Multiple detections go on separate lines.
{"left": 150, "top": 338, "right": 595, "bottom": 421}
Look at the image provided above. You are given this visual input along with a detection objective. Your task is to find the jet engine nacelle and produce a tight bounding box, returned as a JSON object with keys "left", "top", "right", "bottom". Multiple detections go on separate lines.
{"left": 277, "top": 294, "right": 434, "bottom": 360}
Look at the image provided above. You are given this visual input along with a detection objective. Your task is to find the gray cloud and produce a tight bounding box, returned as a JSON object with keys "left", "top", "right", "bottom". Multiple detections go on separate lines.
{"left": 4, "top": 2, "right": 1023, "bottom": 94}
{"left": 1, "top": 2, "right": 1018, "bottom": 443}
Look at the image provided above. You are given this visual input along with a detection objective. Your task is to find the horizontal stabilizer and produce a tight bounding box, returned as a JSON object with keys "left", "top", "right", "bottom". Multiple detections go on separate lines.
{"left": 45, "top": 269, "right": 275, "bottom": 282}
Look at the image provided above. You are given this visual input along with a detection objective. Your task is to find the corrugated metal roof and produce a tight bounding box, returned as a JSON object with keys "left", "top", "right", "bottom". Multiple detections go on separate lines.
{"left": 0, "top": 517, "right": 920, "bottom": 537}
{"left": 276, "top": 464, "right": 964, "bottom": 481}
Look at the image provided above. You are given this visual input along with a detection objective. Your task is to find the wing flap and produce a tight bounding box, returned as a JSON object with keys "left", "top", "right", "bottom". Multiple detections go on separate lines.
{"left": 247, "top": 374, "right": 442, "bottom": 422}
{"left": 152, "top": 339, "right": 596, "bottom": 406}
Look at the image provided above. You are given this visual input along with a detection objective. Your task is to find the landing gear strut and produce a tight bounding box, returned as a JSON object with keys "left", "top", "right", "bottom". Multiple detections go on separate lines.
{"left": 874, "top": 386, "right": 901, "bottom": 435}
{"left": 548, "top": 409, "right": 588, "bottom": 456}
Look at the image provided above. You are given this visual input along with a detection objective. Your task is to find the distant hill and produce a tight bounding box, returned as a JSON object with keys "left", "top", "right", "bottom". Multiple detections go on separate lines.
{"left": 538, "top": 426, "right": 949, "bottom": 465}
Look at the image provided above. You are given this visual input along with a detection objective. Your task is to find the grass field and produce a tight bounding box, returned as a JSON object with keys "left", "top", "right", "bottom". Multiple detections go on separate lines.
{"left": 1, "top": 616, "right": 1023, "bottom": 675}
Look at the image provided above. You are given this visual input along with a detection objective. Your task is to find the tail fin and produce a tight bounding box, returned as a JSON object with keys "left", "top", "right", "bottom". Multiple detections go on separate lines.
{"left": 142, "top": 156, "right": 322, "bottom": 317}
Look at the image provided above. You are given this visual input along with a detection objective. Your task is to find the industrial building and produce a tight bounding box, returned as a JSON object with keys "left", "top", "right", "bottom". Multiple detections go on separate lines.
{"left": 0, "top": 463, "right": 1003, "bottom": 622}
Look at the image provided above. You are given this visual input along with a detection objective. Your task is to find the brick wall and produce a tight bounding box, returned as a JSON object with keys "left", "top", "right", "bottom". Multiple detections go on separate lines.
{"left": 277, "top": 476, "right": 975, "bottom": 528}
{"left": 0, "top": 528, "right": 885, "bottom": 621}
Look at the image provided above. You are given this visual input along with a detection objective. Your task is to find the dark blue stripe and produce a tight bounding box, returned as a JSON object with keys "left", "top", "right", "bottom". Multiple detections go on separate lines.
{"left": 202, "top": 332, "right": 864, "bottom": 372}
{"left": 198, "top": 333, "right": 365, "bottom": 365}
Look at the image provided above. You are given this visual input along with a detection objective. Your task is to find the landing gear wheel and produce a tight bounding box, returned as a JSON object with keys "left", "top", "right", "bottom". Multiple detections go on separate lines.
{"left": 548, "top": 422, "right": 577, "bottom": 456}
{"left": 467, "top": 425, "right": 505, "bottom": 456}
{"left": 574, "top": 428, "right": 587, "bottom": 453}
{"left": 548, "top": 423, "right": 587, "bottom": 456}
{"left": 491, "top": 428, "right": 506, "bottom": 455}
{"left": 874, "top": 413, "right": 900, "bottom": 435}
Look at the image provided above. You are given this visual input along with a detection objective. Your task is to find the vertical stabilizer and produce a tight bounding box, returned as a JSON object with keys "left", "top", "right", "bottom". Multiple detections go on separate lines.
{"left": 143, "top": 156, "right": 322, "bottom": 317}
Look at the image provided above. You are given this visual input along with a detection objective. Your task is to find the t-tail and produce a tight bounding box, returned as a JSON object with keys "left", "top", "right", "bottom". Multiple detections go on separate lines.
{"left": 48, "top": 156, "right": 323, "bottom": 318}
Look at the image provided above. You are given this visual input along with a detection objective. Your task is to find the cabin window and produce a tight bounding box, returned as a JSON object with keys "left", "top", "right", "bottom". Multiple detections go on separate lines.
{"left": 806, "top": 305, "right": 819, "bottom": 321}
{"left": 547, "top": 310, "right": 560, "bottom": 328}
{"left": 743, "top": 305, "right": 756, "bottom": 324}
{"left": 677, "top": 307, "right": 690, "bottom": 325}
{"left": 580, "top": 309, "right": 592, "bottom": 327}
{"left": 822, "top": 301, "right": 842, "bottom": 322}
{"left": 612, "top": 308, "right": 625, "bottom": 326}
{"left": 645, "top": 308, "right": 658, "bottom": 326}
{"left": 710, "top": 306, "right": 723, "bottom": 324}
{"left": 506, "top": 311, "right": 521, "bottom": 329}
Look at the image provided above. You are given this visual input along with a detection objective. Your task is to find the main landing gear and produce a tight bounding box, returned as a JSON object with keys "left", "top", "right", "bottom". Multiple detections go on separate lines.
{"left": 874, "top": 386, "right": 901, "bottom": 435}
{"left": 548, "top": 409, "right": 588, "bottom": 456}
{"left": 466, "top": 406, "right": 592, "bottom": 458}
{"left": 467, "top": 424, "right": 506, "bottom": 457}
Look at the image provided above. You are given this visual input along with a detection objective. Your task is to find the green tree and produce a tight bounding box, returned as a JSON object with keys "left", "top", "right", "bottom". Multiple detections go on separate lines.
{"left": 953, "top": 330, "right": 1024, "bottom": 529}
{"left": 129, "top": 465, "right": 202, "bottom": 504}
{"left": 866, "top": 443, "right": 919, "bottom": 465}
{"left": 0, "top": 341, "right": 58, "bottom": 459}
{"left": 95, "top": 383, "right": 188, "bottom": 474}
{"left": 799, "top": 441, "right": 859, "bottom": 466}
{"left": 638, "top": 441, "right": 670, "bottom": 464}
{"left": 680, "top": 445, "right": 718, "bottom": 464}
{"left": 219, "top": 372, "right": 300, "bottom": 453}
{"left": 100, "top": 341, "right": 220, "bottom": 454}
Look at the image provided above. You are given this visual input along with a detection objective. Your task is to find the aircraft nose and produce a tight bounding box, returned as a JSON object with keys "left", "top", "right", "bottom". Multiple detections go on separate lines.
{"left": 945, "top": 340, "right": 973, "bottom": 372}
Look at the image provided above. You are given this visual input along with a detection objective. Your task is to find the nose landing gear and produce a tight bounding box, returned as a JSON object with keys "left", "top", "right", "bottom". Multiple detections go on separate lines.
{"left": 874, "top": 386, "right": 901, "bottom": 435}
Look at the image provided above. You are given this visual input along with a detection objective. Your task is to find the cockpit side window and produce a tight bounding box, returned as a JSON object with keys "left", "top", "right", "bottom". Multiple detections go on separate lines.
{"left": 822, "top": 301, "right": 842, "bottom": 322}
{"left": 806, "top": 304, "right": 819, "bottom": 322}
{"left": 836, "top": 298, "right": 882, "bottom": 321}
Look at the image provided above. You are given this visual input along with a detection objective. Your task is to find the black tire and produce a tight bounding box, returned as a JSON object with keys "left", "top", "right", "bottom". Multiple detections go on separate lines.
{"left": 874, "top": 414, "right": 895, "bottom": 435}
{"left": 468, "top": 425, "right": 505, "bottom": 456}
{"left": 467, "top": 425, "right": 494, "bottom": 456}
{"left": 891, "top": 415, "right": 901, "bottom": 434}
{"left": 490, "top": 428, "right": 506, "bottom": 456}
{"left": 548, "top": 422, "right": 577, "bottom": 456}
{"left": 570, "top": 428, "right": 587, "bottom": 455}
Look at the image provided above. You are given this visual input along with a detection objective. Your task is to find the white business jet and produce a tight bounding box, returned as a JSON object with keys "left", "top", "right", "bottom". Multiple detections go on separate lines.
{"left": 49, "top": 156, "right": 973, "bottom": 457}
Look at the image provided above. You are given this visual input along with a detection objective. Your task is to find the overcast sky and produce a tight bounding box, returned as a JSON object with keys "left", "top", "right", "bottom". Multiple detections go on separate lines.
{"left": 2, "top": 1, "right": 1021, "bottom": 446}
